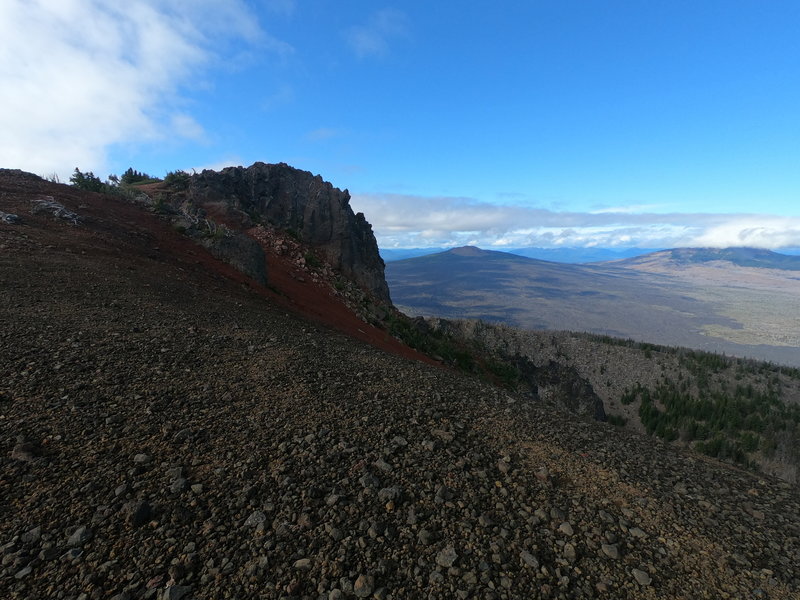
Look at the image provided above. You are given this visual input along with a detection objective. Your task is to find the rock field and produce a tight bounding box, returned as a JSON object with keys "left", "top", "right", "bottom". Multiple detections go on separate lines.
{"left": 1, "top": 171, "right": 799, "bottom": 599}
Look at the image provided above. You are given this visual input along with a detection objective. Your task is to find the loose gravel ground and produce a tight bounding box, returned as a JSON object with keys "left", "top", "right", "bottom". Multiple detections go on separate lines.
{"left": 1, "top": 173, "right": 799, "bottom": 599}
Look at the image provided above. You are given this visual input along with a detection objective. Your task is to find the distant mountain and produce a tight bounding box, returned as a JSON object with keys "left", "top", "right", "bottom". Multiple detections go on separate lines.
{"left": 380, "top": 246, "right": 660, "bottom": 263}
{"left": 386, "top": 245, "right": 800, "bottom": 366}
{"left": 380, "top": 247, "right": 446, "bottom": 261}
{"left": 610, "top": 247, "right": 800, "bottom": 270}
{"left": 506, "top": 246, "right": 660, "bottom": 263}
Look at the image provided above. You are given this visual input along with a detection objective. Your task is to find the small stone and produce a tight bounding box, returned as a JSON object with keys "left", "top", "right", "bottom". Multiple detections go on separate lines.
{"left": 172, "top": 429, "right": 193, "bottom": 443}
{"left": 629, "top": 527, "right": 647, "bottom": 539}
{"left": 297, "top": 513, "right": 313, "bottom": 530}
{"left": 285, "top": 580, "right": 301, "bottom": 595}
{"left": 377, "top": 486, "right": 402, "bottom": 503}
{"left": 432, "top": 429, "right": 454, "bottom": 442}
{"left": 601, "top": 544, "right": 619, "bottom": 560}
{"left": 128, "top": 501, "right": 152, "bottom": 528}
{"left": 632, "top": 568, "right": 652, "bottom": 586}
{"left": 67, "top": 526, "right": 91, "bottom": 547}
{"left": 11, "top": 440, "right": 38, "bottom": 462}
{"left": 418, "top": 529, "right": 435, "bottom": 545}
{"left": 373, "top": 587, "right": 387, "bottom": 600}
{"left": 429, "top": 571, "right": 444, "bottom": 584}
{"left": 435, "top": 485, "right": 454, "bottom": 503}
{"left": 165, "top": 466, "right": 185, "bottom": 480}
{"left": 190, "top": 484, "right": 203, "bottom": 494}
{"left": 563, "top": 543, "right": 576, "bottom": 561}
{"left": 558, "top": 522, "right": 574, "bottom": 536}
{"left": 598, "top": 510, "right": 614, "bottom": 523}
{"left": 374, "top": 458, "right": 393, "bottom": 472}
{"left": 14, "top": 566, "right": 32, "bottom": 579}
{"left": 462, "top": 571, "right": 478, "bottom": 585}
{"left": 245, "top": 511, "right": 267, "bottom": 527}
{"left": 294, "top": 558, "right": 312, "bottom": 570}
{"left": 353, "top": 574, "right": 375, "bottom": 598}
{"left": 436, "top": 546, "right": 458, "bottom": 568}
{"left": 497, "top": 459, "right": 510, "bottom": 474}
{"left": 159, "top": 585, "right": 192, "bottom": 600}
{"left": 358, "top": 472, "right": 380, "bottom": 489}
{"left": 21, "top": 526, "right": 41, "bottom": 543}
{"left": 39, "top": 547, "right": 60, "bottom": 561}
{"left": 390, "top": 435, "right": 408, "bottom": 447}
{"left": 520, "top": 550, "right": 539, "bottom": 568}
{"left": 133, "top": 454, "right": 151, "bottom": 464}
{"left": 169, "top": 478, "right": 187, "bottom": 494}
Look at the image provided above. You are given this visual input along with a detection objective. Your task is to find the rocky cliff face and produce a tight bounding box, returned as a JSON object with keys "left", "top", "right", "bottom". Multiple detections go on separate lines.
{"left": 512, "top": 355, "right": 607, "bottom": 421}
{"left": 422, "top": 318, "right": 608, "bottom": 421}
{"left": 188, "top": 162, "right": 390, "bottom": 303}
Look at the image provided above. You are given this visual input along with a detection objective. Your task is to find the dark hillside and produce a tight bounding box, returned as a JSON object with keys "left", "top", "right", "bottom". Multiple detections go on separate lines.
{"left": 422, "top": 319, "right": 800, "bottom": 483}
{"left": 1, "top": 170, "right": 799, "bottom": 599}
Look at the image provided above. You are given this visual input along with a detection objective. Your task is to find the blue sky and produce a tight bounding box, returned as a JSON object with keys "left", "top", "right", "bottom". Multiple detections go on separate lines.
{"left": 2, "top": 1, "right": 800, "bottom": 249}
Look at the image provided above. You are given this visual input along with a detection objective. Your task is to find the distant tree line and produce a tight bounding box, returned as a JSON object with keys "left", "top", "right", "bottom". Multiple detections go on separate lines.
{"left": 584, "top": 332, "right": 800, "bottom": 380}
{"left": 68, "top": 167, "right": 191, "bottom": 193}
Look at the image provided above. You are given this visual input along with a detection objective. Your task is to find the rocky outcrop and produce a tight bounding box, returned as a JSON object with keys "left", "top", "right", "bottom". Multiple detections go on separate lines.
{"left": 188, "top": 162, "right": 390, "bottom": 303}
{"left": 512, "top": 355, "right": 607, "bottom": 421}
{"left": 196, "top": 231, "right": 267, "bottom": 287}
{"left": 423, "top": 318, "right": 607, "bottom": 421}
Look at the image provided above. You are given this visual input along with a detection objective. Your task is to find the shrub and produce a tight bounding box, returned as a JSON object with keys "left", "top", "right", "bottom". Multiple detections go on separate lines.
{"left": 120, "top": 167, "right": 159, "bottom": 185}
{"left": 69, "top": 168, "right": 105, "bottom": 192}
{"left": 164, "top": 170, "right": 191, "bottom": 190}
{"left": 304, "top": 251, "right": 322, "bottom": 269}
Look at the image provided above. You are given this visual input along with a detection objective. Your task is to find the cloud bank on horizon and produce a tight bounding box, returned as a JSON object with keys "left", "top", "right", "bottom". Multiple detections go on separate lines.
{"left": 351, "top": 193, "right": 800, "bottom": 250}
{"left": 2, "top": 2, "right": 799, "bottom": 251}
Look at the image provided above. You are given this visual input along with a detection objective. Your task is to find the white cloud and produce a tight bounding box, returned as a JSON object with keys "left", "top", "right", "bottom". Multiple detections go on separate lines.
{"left": 345, "top": 9, "right": 409, "bottom": 58}
{"left": 0, "top": 0, "right": 284, "bottom": 179}
{"left": 350, "top": 192, "right": 800, "bottom": 250}
{"left": 691, "top": 217, "right": 800, "bottom": 249}
{"left": 170, "top": 113, "right": 207, "bottom": 143}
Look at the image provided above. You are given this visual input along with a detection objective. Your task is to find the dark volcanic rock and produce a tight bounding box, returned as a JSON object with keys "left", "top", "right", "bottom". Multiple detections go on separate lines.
{"left": 196, "top": 230, "right": 267, "bottom": 286}
{"left": 189, "top": 162, "right": 389, "bottom": 302}
{"left": 521, "top": 357, "right": 607, "bottom": 421}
